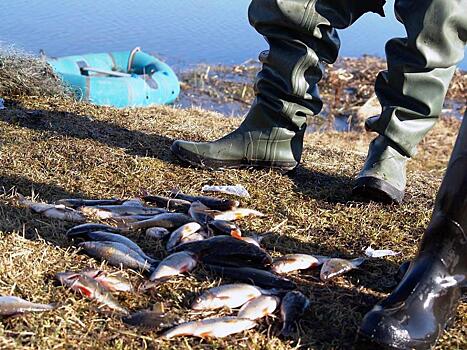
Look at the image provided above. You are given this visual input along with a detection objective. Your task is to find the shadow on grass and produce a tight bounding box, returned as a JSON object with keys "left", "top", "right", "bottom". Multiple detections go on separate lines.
{"left": 0, "top": 103, "right": 175, "bottom": 162}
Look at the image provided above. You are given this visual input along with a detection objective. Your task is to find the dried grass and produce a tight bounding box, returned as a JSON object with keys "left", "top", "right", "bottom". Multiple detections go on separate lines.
{"left": 0, "top": 60, "right": 465, "bottom": 349}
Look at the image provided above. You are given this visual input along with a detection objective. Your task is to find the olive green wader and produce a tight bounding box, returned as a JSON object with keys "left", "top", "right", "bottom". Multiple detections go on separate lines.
{"left": 171, "top": 0, "right": 466, "bottom": 202}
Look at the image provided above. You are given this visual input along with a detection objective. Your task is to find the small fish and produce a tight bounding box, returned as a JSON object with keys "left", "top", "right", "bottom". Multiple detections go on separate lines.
{"left": 207, "top": 220, "right": 242, "bottom": 237}
{"left": 178, "top": 231, "right": 209, "bottom": 246}
{"left": 56, "top": 198, "right": 124, "bottom": 209}
{"left": 146, "top": 251, "right": 198, "bottom": 285}
{"left": 202, "top": 184, "right": 250, "bottom": 198}
{"left": 123, "top": 213, "right": 195, "bottom": 232}
{"left": 146, "top": 227, "right": 171, "bottom": 240}
{"left": 213, "top": 208, "right": 265, "bottom": 221}
{"left": 188, "top": 201, "right": 217, "bottom": 224}
{"left": 123, "top": 309, "right": 180, "bottom": 330}
{"left": 109, "top": 215, "right": 165, "bottom": 225}
{"left": 364, "top": 246, "right": 400, "bottom": 258}
{"left": 171, "top": 190, "right": 239, "bottom": 211}
{"left": 0, "top": 296, "right": 56, "bottom": 317}
{"left": 78, "top": 241, "right": 158, "bottom": 272}
{"left": 280, "top": 291, "right": 310, "bottom": 337}
{"left": 142, "top": 195, "right": 191, "bottom": 213}
{"left": 238, "top": 295, "right": 280, "bottom": 320}
{"left": 79, "top": 205, "right": 165, "bottom": 219}
{"left": 206, "top": 265, "right": 296, "bottom": 290}
{"left": 71, "top": 230, "right": 156, "bottom": 263}
{"left": 272, "top": 254, "right": 328, "bottom": 274}
{"left": 18, "top": 195, "right": 86, "bottom": 222}
{"left": 166, "top": 222, "right": 202, "bottom": 251}
{"left": 320, "top": 257, "right": 365, "bottom": 281}
{"left": 191, "top": 284, "right": 263, "bottom": 310}
{"left": 80, "top": 269, "right": 134, "bottom": 292}
{"left": 161, "top": 316, "right": 257, "bottom": 339}
{"left": 66, "top": 223, "right": 121, "bottom": 237}
{"left": 55, "top": 272, "right": 128, "bottom": 314}
{"left": 175, "top": 235, "right": 272, "bottom": 268}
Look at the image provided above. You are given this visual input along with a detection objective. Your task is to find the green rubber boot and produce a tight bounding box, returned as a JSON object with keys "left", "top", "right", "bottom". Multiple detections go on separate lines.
{"left": 353, "top": 0, "right": 467, "bottom": 203}
{"left": 171, "top": 0, "right": 384, "bottom": 171}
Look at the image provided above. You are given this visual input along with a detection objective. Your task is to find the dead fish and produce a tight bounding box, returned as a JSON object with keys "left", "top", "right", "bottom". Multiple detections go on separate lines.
{"left": 146, "top": 227, "right": 171, "bottom": 240}
{"left": 206, "top": 265, "right": 296, "bottom": 290}
{"left": 213, "top": 208, "right": 265, "bottom": 221}
{"left": 80, "top": 269, "right": 134, "bottom": 292}
{"left": 0, "top": 296, "right": 56, "bottom": 317}
{"left": 161, "top": 316, "right": 256, "bottom": 339}
{"left": 166, "top": 222, "right": 202, "bottom": 251}
{"left": 78, "top": 241, "right": 158, "bottom": 272}
{"left": 188, "top": 201, "right": 217, "bottom": 224}
{"left": 238, "top": 295, "right": 280, "bottom": 320}
{"left": 56, "top": 198, "right": 124, "bottom": 208}
{"left": 207, "top": 220, "right": 242, "bottom": 237}
{"left": 171, "top": 189, "right": 239, "bottom": 211}
{"left": 121, "top": 198, "right": 144, "bottom": 206}
{"left": 178, "top": 230, "right": 209, "bottom": 246}
{"left": 142, "top": 252, "right": 198, "bottom": 289}
{"left": 191, "top": 284, "right": 264, "bottom": 310}
{"left": 123, "top": 308, "right": 180, "bottom": 330}
{"left": 109, "top": 215, "right": 166, "bottom": 225}
{"left": 320, "top": 257, "right": 365, "bottom": 281}
{"left": 79, "top": 205, "right": 165, "bottom": 219}
{"left": 123, "top": 213, "right": 195, "bottom": 232}
{"left": 55, "top": 272, "right": 128, "bottom": 314}
{"left": 237, "top": 236, "right": 261, "bottom": 247}
{"left": 174, "top": 236, "right": 272, "bottom": 268}
{"left": 142, "top": 195, "right": 191, "bottom": 213}
{"left": 18, "top": 194, "right": 86, "bottom": 222}
{"left": 272, "top": 254, "right": 329, "bottom": 274}
{"left": 66, "top": 223, "right": 121, "bottom": 237}
{"left": 280, "top": 291, "right": 311, "bottom": 337}
{"left": 71, "top": 231, "right": 156, "bottom": 263}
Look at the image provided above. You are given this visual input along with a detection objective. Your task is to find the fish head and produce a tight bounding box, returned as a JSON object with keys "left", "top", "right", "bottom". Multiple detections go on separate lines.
{"left": 320, "top": 258, "right": 354, "bottom": 281}
{"left": 191, "top": 291, "right": 219, "bottom": 310}
{"left": 55, "top": 271, "right": 81, "bottom": 286}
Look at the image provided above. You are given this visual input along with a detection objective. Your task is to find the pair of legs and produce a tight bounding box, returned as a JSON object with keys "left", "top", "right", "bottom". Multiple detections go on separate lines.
{"left": 172, "top": 1, "right": 466, "bottom": 348}
{"left": 172, "top": 0, "right": 466, "bottom": 204}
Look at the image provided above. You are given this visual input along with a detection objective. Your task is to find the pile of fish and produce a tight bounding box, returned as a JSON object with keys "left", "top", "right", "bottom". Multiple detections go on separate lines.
{"left": 16, "top": 189, "right": 381, "bottom": 339}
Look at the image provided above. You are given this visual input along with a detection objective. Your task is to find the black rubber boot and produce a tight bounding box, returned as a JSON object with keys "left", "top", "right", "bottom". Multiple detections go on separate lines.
{"left": 356, "top": 115, "right": 467, "bottom": 349}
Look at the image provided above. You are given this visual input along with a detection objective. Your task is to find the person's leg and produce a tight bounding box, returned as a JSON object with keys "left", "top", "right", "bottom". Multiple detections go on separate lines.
{"left": 356, "top": 110, "right": 466, "bottom": 349}
{"left": 171, "top": 0, "right": 385, "bottom": 171}
{"left": 353, "top": 0, "right": 466, "bottom": 203}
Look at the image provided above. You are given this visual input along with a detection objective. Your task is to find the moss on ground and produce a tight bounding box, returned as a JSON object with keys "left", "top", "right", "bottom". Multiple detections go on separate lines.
{"left": 0, "top": 90, "right": 465, "bottom": 349}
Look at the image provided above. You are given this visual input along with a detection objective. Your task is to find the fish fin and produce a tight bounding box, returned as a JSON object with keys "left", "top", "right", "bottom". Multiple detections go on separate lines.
{"left": 199, "top": 331, "right": 213, "bottom": 339}
{"left": 351, "top": 257, "right": 366, "bottom": 267}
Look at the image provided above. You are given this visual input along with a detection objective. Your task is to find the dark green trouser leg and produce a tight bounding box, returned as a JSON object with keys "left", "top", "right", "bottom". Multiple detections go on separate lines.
{"left": 171, "top": 0, "right": 384, "bottom": 171}
{"left": 354, "top": 0, "right": 467, "bottom": 203}
{"left": 357, "top": 111, "right": 467, "bottom": 350}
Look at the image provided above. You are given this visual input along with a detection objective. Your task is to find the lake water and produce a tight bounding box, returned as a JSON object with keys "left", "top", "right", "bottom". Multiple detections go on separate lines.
{"left": 1, "top": 0, "right": 465, "bottom": 70}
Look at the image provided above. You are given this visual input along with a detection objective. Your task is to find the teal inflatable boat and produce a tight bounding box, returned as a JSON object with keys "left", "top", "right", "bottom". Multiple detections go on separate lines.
{"left": 48, "top": 47, "right": 180, "bottom": 108}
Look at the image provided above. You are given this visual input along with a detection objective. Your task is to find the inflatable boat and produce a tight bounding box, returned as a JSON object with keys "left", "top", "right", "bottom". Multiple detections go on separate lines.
{"left": 48, "top": 47, "right": 180, "bottom": 108}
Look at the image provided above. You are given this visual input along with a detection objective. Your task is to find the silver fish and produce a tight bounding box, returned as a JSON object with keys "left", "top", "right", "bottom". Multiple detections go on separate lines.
{"left": 123, "top": 213, "right": 195, "bottom": 232}
{"left": 166, "top": 222, "right": 202, "bottom": 251}
{"left": 280, "top": 291, "right": 310, "bottom": 337}
{"left": 144, "top": 251, "right": 198, "bottom": 287}
{"left": 18, "top": 195, "right": 86, "bottom": 223}
{"left": 66, "top": 223, "right": 121, "bottom": 237}
{"left": 213, "top": 208, "right": 265, "bottom": 221}
{"left": 79, "top": 269, "right": 134, "bottom": 292}
{"left": 79, "top": 205, "right": 165, "bottom": 219}
{"left": 191, "top": 284, "right": 263, "bottom": 310}
{"left": 272, "top": 254, "right": 328, "bottom": 274}
{"left": 56, "top": 198, "right": 124, "bottom": 208}
{"left": 78, "top": 241, "right": 158, "bottom": 272}
{"left": 178, "top": 230, "right": 209, "bottom": 246}
{"left": 188, "top": 201, "right": 217, "bottom": 224}
{"left": 161, "top": 316, "right": 256, "bottom": 339}
{"left": 145, "top": 227, "right": 171, "bottom": 240}
{"left": 320, "top": 257, "right": 365, "bottom": 281}
{"left": 56, "top": 272, "right": 128, "bottom": 314}
{"left": 237, "top": 295, "right": 280, "bottom": 320}
{"left": 0, "top": 296, "right": 56, "bottom": 317}
{"left": 74, "top": 231, "right": 156, "bottom": 263}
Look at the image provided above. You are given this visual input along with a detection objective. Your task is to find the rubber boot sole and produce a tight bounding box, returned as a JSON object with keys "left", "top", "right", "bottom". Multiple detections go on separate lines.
{"left": 352, "top": 176, "right": 404, "bottom": 204}
{"left": 170, "top": 142, "right": 298, "bottom": 173}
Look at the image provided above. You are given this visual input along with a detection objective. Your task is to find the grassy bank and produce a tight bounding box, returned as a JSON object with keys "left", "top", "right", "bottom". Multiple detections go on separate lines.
{"left": 0, "top": 53, "right": 465, "bottom": 349}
